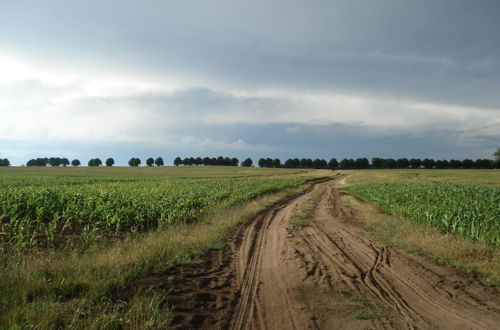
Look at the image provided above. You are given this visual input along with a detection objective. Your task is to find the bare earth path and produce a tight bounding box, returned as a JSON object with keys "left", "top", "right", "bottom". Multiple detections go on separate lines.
{"left": 166, "top": 180, "right": 500, "bottom": 329}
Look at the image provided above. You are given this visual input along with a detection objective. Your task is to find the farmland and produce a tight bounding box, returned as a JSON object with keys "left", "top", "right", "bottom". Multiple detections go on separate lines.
{"left": 0, "top": 174, "right": 306, "bottom": 249}
{"left": 348, "top": 183, "right": 500, "bottom": 246}
{"left": 0, "top": 167, "right": 499, "bottom": 329}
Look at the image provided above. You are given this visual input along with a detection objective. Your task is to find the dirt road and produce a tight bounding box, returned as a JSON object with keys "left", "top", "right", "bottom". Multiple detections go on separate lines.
{"left": 167, "top": 180, "right": 500, "bottom": 329}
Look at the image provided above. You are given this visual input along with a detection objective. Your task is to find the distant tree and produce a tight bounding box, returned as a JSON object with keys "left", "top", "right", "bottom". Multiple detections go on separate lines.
{"left": 339, "top": 158, "right": 351, "bottom": 169}
{"left": 273, "top": 158, "right": 281, "bottom": 168}
{"left": 312, "top": 158, "right": 327, "bottom": 169}
{"left": 462, "top": 159, "right": 474, "bottom": 169}
{"left": 0, "top": 158, "right": 10, "bottom": 166}
{"left": 435, "top": 159, "right": 448, "bottom": 169}
{"left": 409, "top": 158, "right": 422, "bottom": 169}
{"left": 284, "top": 159, "right": 294, "bottom": 168}
{"left": 241, "top": 157, "right": 253, "bottom": 167}
{"left": 174, "top": 157, "right": 182, "bottom": 166}
{"left": 88, "top": 159, "right": 95, "bottom": 167}
{"left": 155, "top": 157, "right": 164, "bottom": 166}
{"left": 328, "top": 158, "right": 338, "bottom": 170}
{"left": 71, "top": 159, "right": 81, "bottom": 167}
{"left": 128, "top": 158, "right": 141, "bottom": 167}
{"left": 61, "top": 158, "right": 70, "bottom": 166}
{"left": 202, "top": 157, "right": 212, "bottom": 165}
{"left": 382, "top": 158, "right": 396, "bottom": 169}
{"left": 371, "top": 157, "right": 383, "bottom": 169}
{"left": 27, "top": 159, "right": 36, "bottom": 167}
{"left": 422, "top": 158, "right": 435, "bottom": 169}
{"left": 494, "top": 148, "right": 500, "bottom": 161}
{"left": 94, "top": 158, "right": 102, "bottom": 166}
{"left": 195, "top": 157, "right": 202, "bottom": 166}
{"left": 35, "top": 158, "right": 49, "bottom": 166}
{"left": 258, "top": 158, "right": 266, "bottom": 167}
{"left": 449, "top": 159, "right": 462, "bottom": 169}
{"left": 354, "top": 158, "right": 369, "bottom": 169}
{"left": 230, "top": 158, "right": 239, "bottom": 166}
{"left": 48, "top": 157, "right": 62, "bottom": 167}
{"left": 396, "top": 158, "right": 410, "bottom": 169}
{"left": 146, "top": 157, "right": 155, "bottom": 166}
{"left": 106, "top": 158, "right": 115, "bottom": 167}
{"left": 475, "top": 159, "right": 493, "bottom": 169}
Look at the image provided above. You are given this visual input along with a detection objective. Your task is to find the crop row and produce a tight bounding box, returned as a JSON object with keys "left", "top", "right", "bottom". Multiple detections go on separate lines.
{"left": 0, "top": 177, "right": 304, "bottom": 248}
{"left": 348, "top": 183, "right": 499, "bottom": 246}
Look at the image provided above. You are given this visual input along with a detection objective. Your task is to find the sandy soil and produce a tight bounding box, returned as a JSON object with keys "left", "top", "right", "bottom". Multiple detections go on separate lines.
{"left": 163, "top": 180, "right": 500, "bottom": 329}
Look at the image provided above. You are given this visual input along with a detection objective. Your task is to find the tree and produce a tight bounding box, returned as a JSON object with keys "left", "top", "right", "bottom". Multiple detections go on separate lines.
{"left": 339, "top": 158, "right": 351, "bottom": 169}
{"left": 312, "top": 158, "right": 327, "bottom": 169}
{"left": 273, "top": 158, "right": 281, "bottom": 168}
{"left": 146, "top": 157, "right": 155, "bottom": 166}
{"left": 258, "top": 158, "right": 266, "bottom": 168}
{"left": 494, "top": 148, "right": 500, "bottom": 161}
{"left": 174, "top": 157, "right": 182, "bottom": 166}
{"left": 62, "top": 158, "right": 70, "bottom": 166}
{"left": 396, "top": 158, "right": 410, "bottom": 169}
{"left": 449, "top": 159, "right": 462, "bottom": 169}
{"left": 462, "top": 159, "right": 474, "bottom": 169}
{"left": 0, "top": 158, "right": 10, "bottom": 166}
{"left": 155, "top": 157, "right": 164, "bottom": 166}
{"left": 49, "top": 157, "right": 63, "bottom": 167}
{"left": 71, "top": 159, "right": 81, "bottom": 167}
{"left": 26, "top": 159, "right": 36, "bottom": 166}
{"left": 328, "top": 158, "right": 338, "bottom": 170}
{"left": 382, "top": 158, "right": 396, "bottom": 169}
{"left": 230, "top": 158, "right": 239, "bottom": 166}
{"left": 128, "top": 158, "right": 141, "bottom": 167}
{"left": 409, "top": 158, "right": 422, "bottom": 169}
{"left": 354, "top": 158, "right": 369, "bottom": 169}
{"left": 422, "top": 158, "right": 435, "bottom": 169}
{"left": 106, "top": 158, "right": 115, "bottom": 167}
{"left": 88, "top": 158, "right": 102, "bottom": 167}
{"left": 371, "top": 157, "right": 383, "bottom": 169}
{"left": 241, "top": 157, "right": 253, "bottom": 167}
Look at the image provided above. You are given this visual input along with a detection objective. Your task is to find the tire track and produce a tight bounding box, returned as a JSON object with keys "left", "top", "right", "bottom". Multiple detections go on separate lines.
{"left": 166, "top": 178, "right": 500, "bottom": 329}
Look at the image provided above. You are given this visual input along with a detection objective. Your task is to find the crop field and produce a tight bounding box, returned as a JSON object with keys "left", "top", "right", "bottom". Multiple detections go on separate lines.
{"left": 348, "top": 183, "right": 500, "bottom": 246}
{"left": 0, "top": 167, "right": 308, "bottom": 250}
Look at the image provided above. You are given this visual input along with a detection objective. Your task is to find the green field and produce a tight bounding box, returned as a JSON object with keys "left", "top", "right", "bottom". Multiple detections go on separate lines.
{"left": 1, "top": 167, "right": 498, "bottom": 328}
{"left": 343, "top": 169, "right": 500, "bottom": 186}
{"left": 348, "top": 183, "right": 500, "bottom": 246}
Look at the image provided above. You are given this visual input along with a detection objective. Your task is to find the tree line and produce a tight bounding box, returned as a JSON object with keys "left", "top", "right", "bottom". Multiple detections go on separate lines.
{"left": 8, "top": 148, "right": 500, "bottom": 169}
{"left": 23, "top": 157, "right": 165, "bottom": 167}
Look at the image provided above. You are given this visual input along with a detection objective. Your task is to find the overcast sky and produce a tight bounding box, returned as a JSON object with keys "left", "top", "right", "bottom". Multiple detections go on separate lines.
{"left": 1, "top": 0, "right": 499, "bottom": 165}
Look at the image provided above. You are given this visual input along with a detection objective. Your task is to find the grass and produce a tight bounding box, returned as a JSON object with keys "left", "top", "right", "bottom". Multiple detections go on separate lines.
{"left": 290, "top": 185, "right": 325, "bottom": 228}
{"left": 341, "top": 169, "right": 500, "bottom": 186}
{"left": 352, "top": 296, "right": 388, "bottom": 320}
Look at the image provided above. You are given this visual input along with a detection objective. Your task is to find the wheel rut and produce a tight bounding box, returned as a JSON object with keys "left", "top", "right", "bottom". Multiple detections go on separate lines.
{"left": 166, "top": 179, "right": 500, "bottom": 329}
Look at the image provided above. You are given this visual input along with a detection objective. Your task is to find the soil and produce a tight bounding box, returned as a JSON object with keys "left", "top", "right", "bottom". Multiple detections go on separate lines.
{"left": 134, "top": 179, "right": 500, "bottom": 329}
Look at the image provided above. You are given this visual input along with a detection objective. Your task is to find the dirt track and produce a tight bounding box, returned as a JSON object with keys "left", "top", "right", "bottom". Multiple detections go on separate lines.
{"left": 167, "top": 179, "right": 500, "bottom": 329}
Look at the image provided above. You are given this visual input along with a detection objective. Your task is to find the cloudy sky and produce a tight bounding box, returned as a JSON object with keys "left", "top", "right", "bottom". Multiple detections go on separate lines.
{"left": 1, "top": 0, "right": 499, "bottom": 165}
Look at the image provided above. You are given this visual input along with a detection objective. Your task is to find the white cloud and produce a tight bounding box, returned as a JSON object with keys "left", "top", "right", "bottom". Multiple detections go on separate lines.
{"left": 0, "top": 53, "right": 498, "bottom": 152}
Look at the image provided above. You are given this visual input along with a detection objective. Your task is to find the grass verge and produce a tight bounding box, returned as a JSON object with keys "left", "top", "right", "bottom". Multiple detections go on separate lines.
{"left": 0, "top": 183, "right": 312, "bottom": 329}
{"left": 290, "top": 185, "right": 325, "bottom": 228}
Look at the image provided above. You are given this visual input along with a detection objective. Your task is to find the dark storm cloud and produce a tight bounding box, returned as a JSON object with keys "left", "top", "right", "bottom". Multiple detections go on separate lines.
{"left": 1, "top": 0, "right": 499, "bottom": 108}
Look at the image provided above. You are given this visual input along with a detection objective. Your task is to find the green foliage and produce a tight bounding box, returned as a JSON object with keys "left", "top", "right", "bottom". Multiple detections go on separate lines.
{"left": 0, "top": 175, "right": 304, "bottom": 248}
{"left": 348, "top": 183, "right": 500, "bottom": 246}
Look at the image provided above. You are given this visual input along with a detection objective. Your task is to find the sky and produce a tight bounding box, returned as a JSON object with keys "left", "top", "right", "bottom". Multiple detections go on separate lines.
{"left": 0, "top": 0, "right": 499, "bottom": 165}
